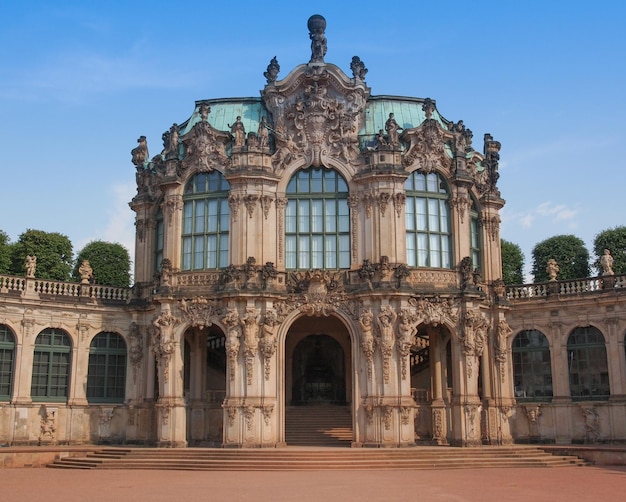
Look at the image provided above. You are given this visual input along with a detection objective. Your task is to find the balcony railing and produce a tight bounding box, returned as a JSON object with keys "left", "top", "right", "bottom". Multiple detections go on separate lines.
{"left": 506, "top": 274, "right": 626, "bottom": 301}
{"left": 0, "top": 274, "right": 131, "bottom": 302}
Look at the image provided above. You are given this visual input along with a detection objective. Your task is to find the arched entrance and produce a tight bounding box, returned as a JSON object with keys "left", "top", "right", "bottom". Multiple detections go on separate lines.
{"left": 183, "top": 325, "right": 226, "bottom": 446}
{"left": 284, "top": 316, "right": 352, "bottom": 446}
{"left": 291, "top": 334, "right": 345, "bottom": 404}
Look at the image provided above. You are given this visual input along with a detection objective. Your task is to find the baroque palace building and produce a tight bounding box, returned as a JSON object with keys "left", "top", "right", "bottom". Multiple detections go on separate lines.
{"left": 1, "top": 15, "right": 625, "bottom": 448}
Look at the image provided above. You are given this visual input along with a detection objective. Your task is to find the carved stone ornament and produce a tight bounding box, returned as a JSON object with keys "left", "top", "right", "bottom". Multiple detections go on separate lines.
{"left": 180, "top": 105, "right": 231, "bottom": 173}
{"left": 580, "top": 405, "right": 600, "bottom": 443}
{"left": 264, "top": 56, "right": 280, "bottom": 83}
{"left": 39, "top": 407, "right": 57, "bottom": 444}
{"left": 287, "top": 270, "right": 348, "bottom": 317}
{"left": 179, "top": 296, "right": 222, "bottom": 330}
{"left": 131, "top": 136, "right": 149, "bottom": 167}
{"left": 128, "top": 322, "right": 144, "bottom": 383}
{"left": 350, "top": 56, "right": 368, "bottom": 80}
{"left": 401, "top": 116, "right": 453, "bottom": 172}
{"left": 409, "top": 296, "right": 458, "bottom": 326}
{"left": 262, "top": 53, "right": 370, "bottom": 170}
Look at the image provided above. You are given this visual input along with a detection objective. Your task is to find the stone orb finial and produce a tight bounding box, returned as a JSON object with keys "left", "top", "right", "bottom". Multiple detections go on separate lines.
{"left": 307, "top": 14, "right": 326, "bottom": 33}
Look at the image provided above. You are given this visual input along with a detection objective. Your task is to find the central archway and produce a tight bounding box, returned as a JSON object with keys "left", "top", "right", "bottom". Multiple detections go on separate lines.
{"left": 283, "top": 315, "right": 353, "bottom": 446}
{"left": 291, "top": 334, "right": 346, "bottom": 404}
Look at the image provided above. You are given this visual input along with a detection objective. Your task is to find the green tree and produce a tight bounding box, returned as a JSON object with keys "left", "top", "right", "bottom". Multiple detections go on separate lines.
{"left": 0, "top": 230, "right": 12, "bottom": 274}
{"left": 9, "top": 229, "right": 73, "bottom": 281}
{"left": 531, "top": 234, "right": 590, "bottom": 282}
{"left": 593, "top": 226, "right": 626, "bottom": 275}
{"left": 501, "top": 239, "right": 525, "bottom": 284}
{"left": 72, "top": 240, "right": 131, "bottom": 287}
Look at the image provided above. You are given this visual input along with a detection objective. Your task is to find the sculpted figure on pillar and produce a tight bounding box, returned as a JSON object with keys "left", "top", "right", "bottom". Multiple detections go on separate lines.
{"left": 260, "top": 309, "right": 280, "bottom": 380}
{"left": 385, "top": 113, "right": 402, "bottom": 146}
{"left": 131, "top": 136, "right": 149, "bottom": 167}
{"left": 25, "top": 255, "right": 36, "bottom": 278}
{"left": 359, "top": 309, "right": 375, "bottom": 378}
{"left": 222, "top": 309, "right": 241, "bottom": 382}
{"left": 257, "top": 116, "right": 269, "bottom": 148}
{"left": 396, "top": 309, "right": 418, "bottom": 379}
{"left": 600, "top": 249, "right": 614, "bottom": 276}
{"left": 229, "top": 116, "right": 246, "bottom": 147}
{"left": 240, "top": 307, "right": 260, "bottom": 385}
{"left": 377, "top": 305, "right": 397, "bottom": 383}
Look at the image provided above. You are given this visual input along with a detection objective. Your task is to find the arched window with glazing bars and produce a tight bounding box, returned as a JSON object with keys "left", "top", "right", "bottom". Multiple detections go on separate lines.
{"left": 568, "top": 326, "right": 610, "bottom": 400}
{"left": 182, "top": 172, "right": 230, "bottom": 270}
{"left": 285, "top": 167, "right": 350, "bottom": 269}
{"left": 405, "top": 171, "right": 451, "bottom": 268}
{"left": 31, "top": 329, "right": 71, "bottom": 401}
{"left": 512, "top": 329, "right": 553, "bottom": 401}
{"left": 86, "top": 332, "right": 127, "bottom": 403}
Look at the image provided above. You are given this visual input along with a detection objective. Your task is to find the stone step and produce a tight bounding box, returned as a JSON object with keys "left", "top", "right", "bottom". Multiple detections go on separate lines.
{"left": 285, "top": 405, "right": 353, "bottom": 446}
{"left": 48, "top": 446, "right": 589, "bottom": 470}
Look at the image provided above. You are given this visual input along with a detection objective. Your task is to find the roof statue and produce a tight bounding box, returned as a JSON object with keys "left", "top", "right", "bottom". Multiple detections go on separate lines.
{"left": 308, "top": 14, "right": 327, "bottom": 63}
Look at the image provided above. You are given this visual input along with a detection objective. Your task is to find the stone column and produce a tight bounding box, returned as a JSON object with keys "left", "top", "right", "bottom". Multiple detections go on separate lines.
{"left": 151, "top": 305, "right": 186, "bottom": 447}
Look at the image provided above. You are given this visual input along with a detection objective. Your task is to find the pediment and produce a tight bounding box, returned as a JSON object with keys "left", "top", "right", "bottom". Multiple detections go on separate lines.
{"left": 262, "top": 63, "right": 370, "bottom": 168}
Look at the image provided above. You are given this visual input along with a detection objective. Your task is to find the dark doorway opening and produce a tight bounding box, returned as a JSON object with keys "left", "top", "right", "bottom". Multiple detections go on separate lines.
{"left": 291, "top": 334, "right": 346, "bottom": 405}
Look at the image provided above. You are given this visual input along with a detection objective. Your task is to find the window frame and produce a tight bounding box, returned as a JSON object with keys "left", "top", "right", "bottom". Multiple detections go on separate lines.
{"left": 511, "top": 329, "right": 553, "bottom": 402}
{"left": 0, "top": 324, "right": 16, "bottom": 401}
{"left": 181, "top": 172, "right": 231, "bottom": 271}
{"left": 31, "top": 328, "right": 71, "bottom": 402}
{"left": 285, "top": 167, "right": 350, "bottom": 270}
{"left": 405, "top": 171, "right": 452, "bottom": 268}
{"left": 86, "top": 332, "right": 127, "bottom": 404}
{"left": 567, "top": 326, "right": 610, "bottom": 401}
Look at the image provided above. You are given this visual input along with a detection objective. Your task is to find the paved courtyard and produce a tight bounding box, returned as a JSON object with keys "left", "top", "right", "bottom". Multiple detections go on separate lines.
{"left": 2, "top": 466, "right": 626, "bottom": 501}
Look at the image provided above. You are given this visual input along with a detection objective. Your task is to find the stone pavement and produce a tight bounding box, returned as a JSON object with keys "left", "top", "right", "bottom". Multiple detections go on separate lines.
{"left": 2, "top": 466, "right": 626, "bottom": 501}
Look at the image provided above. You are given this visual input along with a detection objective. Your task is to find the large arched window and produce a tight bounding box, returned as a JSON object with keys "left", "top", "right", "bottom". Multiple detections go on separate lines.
{"left": 87, "top": 332, "right": 127, "bottom": 403}
{"left": 0, "top": 324, "right": 16, "bottom": 401}
{"left": 182, "top": 172, "right": 230, "bottom": 270}
{"left": 285, "top": 168, "right": 350, "bottom": 269}
{"left": 568, "top": 326, "right": 609, "bottom": 400}
{"left": 512, "top": 329, "right": 553, "bottom": 401}
{"left": 405, "top": 172, "right": 451, "bottom": 268}
{"left": 31, "top": 329, "right": 71, "bottom": 401}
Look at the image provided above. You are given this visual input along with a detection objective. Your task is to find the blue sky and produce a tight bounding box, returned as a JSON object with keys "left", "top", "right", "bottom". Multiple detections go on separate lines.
{"left": 1, "top": 1, "right": 625, "bottom": 280}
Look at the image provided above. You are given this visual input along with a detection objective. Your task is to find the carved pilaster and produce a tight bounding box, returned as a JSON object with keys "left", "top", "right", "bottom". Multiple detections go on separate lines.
{"left": 276, "top": 198, "right": 288, "bottom": 266}
{"left": 243, "top": 194, "right": 259, "bottom": 219}
{"left": 392, "top": 192, "right": 405, "bottom": 218}
{"left": 347, "top": 194, "right": 359, "bottom": 262}
{"left": 228, "top": 194, "right": 242, "bottom": 222}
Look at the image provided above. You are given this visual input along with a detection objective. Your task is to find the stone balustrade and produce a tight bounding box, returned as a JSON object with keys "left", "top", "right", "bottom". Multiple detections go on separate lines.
{"left": 0, "top": 274, "right": 131, "bottom": 302}
{"left": 506, "top": 273, "right": 626, "bottom": 301}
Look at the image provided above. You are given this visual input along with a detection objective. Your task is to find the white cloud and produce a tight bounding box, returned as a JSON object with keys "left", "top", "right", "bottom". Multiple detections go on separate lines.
{"left": 0, "top": 50, "right": 202, "bottom": 103}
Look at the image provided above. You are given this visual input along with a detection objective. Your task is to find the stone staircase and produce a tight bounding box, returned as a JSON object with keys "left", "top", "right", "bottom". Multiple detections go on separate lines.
{"left": 285, "top": 404, "right": 352, "bottom": 446}
{"left": 48, "top": 446, "right": 588, "bottom": 471}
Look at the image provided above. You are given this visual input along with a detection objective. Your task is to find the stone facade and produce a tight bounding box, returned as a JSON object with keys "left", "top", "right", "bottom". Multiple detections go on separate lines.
{"left": 0, "top": 16, "right": 625, "bottom": 448}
